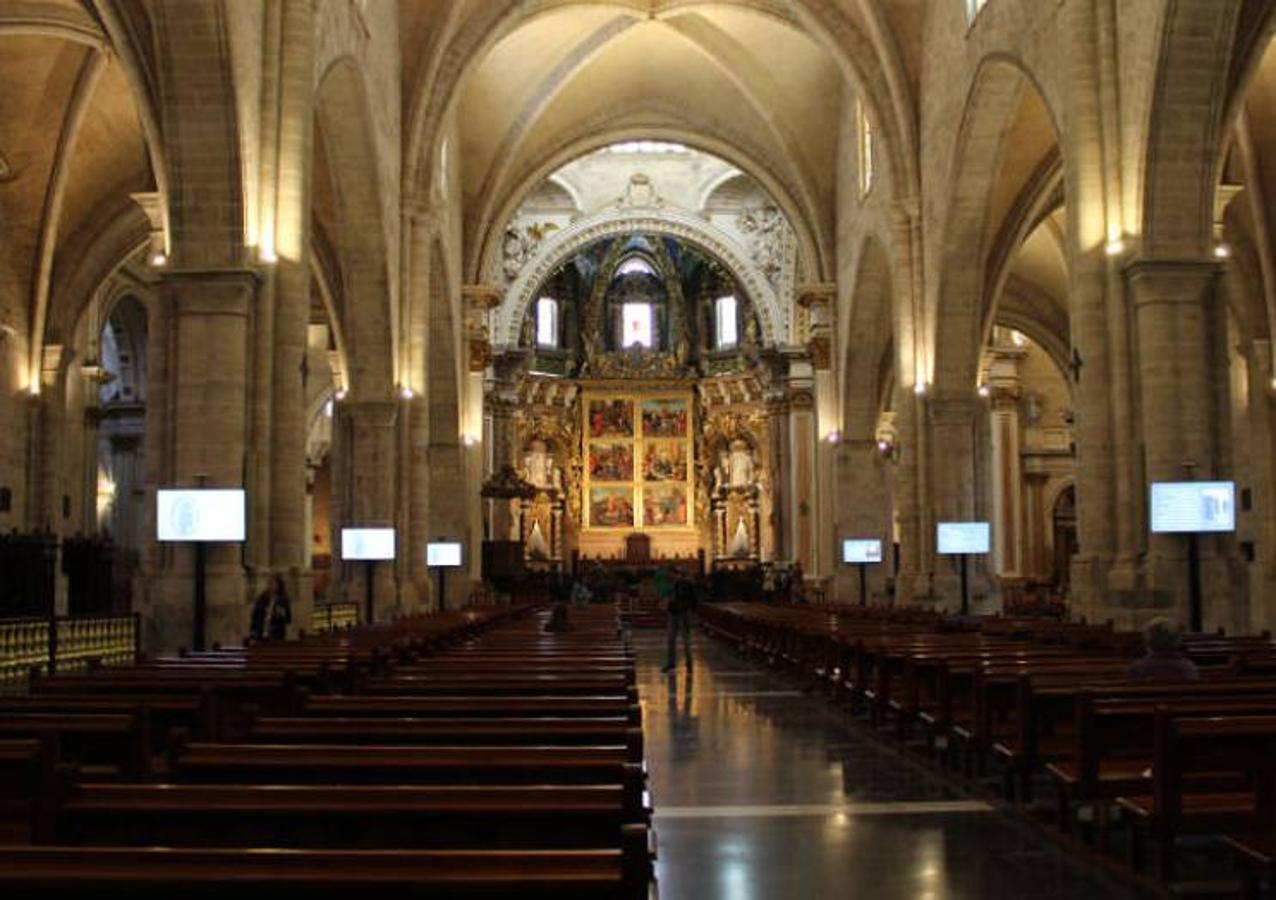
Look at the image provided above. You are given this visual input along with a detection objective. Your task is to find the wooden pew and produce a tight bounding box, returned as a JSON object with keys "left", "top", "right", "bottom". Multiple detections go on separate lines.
{"left": 0, "top": 695, "right": 212, "bottom": 748}
{"left": 996, "top": 676, "right": 1276, "bottom": 803}
{"left": 0, "top": 712, "right": 149, "bottom": 777}
{"left": 169, "top": 740, "right": 646, "bottom": 786}
{"left": 361, "top": 673, "right": 637, "bottom": 698}
{"left": 304, "top": 694, "right": 642, "bottom": 726}
{"left": 249, "top": 714, "right": 644, "bottom": 759}
{"left": 56, "top": 782, "right": 647, "bottom": 849}
{"left": 1116, "top": 713, "right": 1276, "bottom": 882}
{"left": 0, "top": 738, "right": 55, "bottom": 843}
{"left": 0, "top": 837, "right": 652, "bottom": 899}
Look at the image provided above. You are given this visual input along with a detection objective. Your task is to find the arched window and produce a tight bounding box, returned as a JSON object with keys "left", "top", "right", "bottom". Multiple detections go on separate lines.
{"left": 616, "top": 257, "right": 656, "bottom": 277}
{"left": 621, "top": 302, "right": 654, "bottom": 349}
{"left": 536, "top": 297, "right": 559, "bottom": 348}
{"left": 715, "top": 296, "right": 738, "bottom": 349}
{"left": 856, "top": 98, "right": 874, "bottom": 198}
{"left": 606, "top": 252, "right": 666, "bottom": 351}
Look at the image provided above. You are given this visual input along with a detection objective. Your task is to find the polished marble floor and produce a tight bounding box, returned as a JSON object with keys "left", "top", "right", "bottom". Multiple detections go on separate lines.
{"left": 638, "top": 628, "right": 1143, "bottom": 900}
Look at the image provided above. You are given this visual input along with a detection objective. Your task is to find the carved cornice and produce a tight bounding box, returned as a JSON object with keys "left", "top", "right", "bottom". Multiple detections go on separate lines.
{"left": 463, "top": 283, "right": 504, "bottom": 311}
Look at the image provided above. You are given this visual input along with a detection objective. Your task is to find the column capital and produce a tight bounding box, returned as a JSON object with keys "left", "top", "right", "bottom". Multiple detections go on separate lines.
{"left": 1124, "top": 256, "right": 1220, "bottom": 305}
{"left": 463, "top": 283, "right": 504, "bottom": 311}
{"left": 338, "top": 399, "right": 398, "bottom": 428}
{"left": 159, "top": 267, "right": 260, "bottom": 318}
{"left": 795, "top": 282, "right": 836, "bottom": 310}
{"left": 926, "top": 394, "right": 980, "bottom": 426}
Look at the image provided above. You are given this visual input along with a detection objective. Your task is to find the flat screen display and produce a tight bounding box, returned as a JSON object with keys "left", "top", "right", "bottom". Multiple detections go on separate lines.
{"left": 426, "top": 542, "right": 463, "bottom": 567}
{"left": 156, "top": 489, "right": 246, "bottom": 542}
{"left": 842, "top": 539, "right": 883, "bottom": 564}
{"left": 341, "top": 528, "right": 396, "bottom": 561}
{"left": 1150, "top": 481, "right": 1236, "bottom": 534}
{"left": 936, "top": 521, "right": 990, "bottom": 555}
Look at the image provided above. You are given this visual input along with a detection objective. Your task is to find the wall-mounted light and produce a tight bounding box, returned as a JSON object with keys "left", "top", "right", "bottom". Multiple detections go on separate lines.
{"left": 259, "top": 246, "right": 278, "bottom": 265}
{"left": 149, "top": 252, "right": 168, "bottom": 267}
{"left": 462, "top": 434, "right": 479, "bottom": 447}
{"left": 334, "top": 388, "right": 348, "bottom": 402}
{"left": 913, "top": 382, "right": 928, "bottom": 396}
{"left": 399, "top": 385, "right": 414, "bottom": 400}
{"left": 1104, "top": 238, "right": 1125, "bottom": 257}
{"left": 876, "top": 437, "right": 898, "bottom": 462}
{"left": 1214, "top": 243, "right": 1231, "bottom": 259}
{"left": 825, "top": 431, "right": 841, "bottom": 445}
{"left": 977, "top": 383, "right": 991, "bottom": 398}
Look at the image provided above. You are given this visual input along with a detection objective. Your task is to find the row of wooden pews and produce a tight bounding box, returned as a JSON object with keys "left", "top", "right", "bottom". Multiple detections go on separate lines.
{"left": 0, "top": 604, "right": 654, "bottom": 898}
{"left": 701, "top": 601, "right": 1276, "bottom": 896}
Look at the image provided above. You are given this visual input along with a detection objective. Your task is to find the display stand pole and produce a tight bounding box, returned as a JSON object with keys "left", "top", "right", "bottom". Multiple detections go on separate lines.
{"left": 437, "top": 568, "right": 447, "bottom": 613}
{"left": 364, "top": 560, "right": 376, "bottom": 625}
{"left": 959, "top": 554, "right": 970, "bottom": 616}
{"left": 193, "top": 542, "right": 207, "bottom": 651}
{"left": 858, "top": 563, "right": 868, "bottom": 606}
{"left": 1187, "top": 533, "right": 1203, "bottom": 633}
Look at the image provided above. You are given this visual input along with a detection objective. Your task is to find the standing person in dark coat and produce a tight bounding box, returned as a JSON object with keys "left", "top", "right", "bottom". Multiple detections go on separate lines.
{"left": 249, "top": 584, "right": 272, "bottom": 643}
{"left": 266, "top": 575, "right": 292, "bottom": 641}
{"left": 662, "top": 571, "right": 697, "bottom": 673}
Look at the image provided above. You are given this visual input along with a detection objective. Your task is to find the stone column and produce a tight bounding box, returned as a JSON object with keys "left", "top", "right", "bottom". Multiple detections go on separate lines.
{"left": 833, "top": 438, "right": 893, "bottom": 604}
{"left": 763, "top": 388, "right": 790, "bottom": 561}
{"left": 987, "top": 384, "right": 1023, "bottom": 576}
{"left": 1023, "top": 471, "right": 1051, "bottom": 580}
{"left": 926, "top": 394, "right": 984, "bottom": 610}
{"left": 144, "top": 269, "right": 257, "bottom": 652}
{"left": 893, "top": 390, "right": 927, "bottom": 603}
{"left": 339, "top": 399, "right": 400, "bottom": 620}
{"left": 1128, "top": 258, "right": 1242, "bottom": 628}
{"left": 1241, "top": 343, "right": 1276, "bottom": 634}
{"left": 262, "top": 0, "right": 316, "bottom": 628}
{"left": 488, "top": 391, "right": 519, "bottom": 541}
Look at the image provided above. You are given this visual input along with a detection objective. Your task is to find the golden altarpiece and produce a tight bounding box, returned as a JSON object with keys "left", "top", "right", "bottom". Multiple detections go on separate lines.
{"left": 484, "top": 232, "right": 798, "bottom": 569}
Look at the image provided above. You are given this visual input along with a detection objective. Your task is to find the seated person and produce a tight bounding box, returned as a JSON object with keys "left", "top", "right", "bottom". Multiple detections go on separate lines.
{"left": 544, "top": 602, "right": 572, "bottom": 633}
{"left": 1127, "top": 617, "right": 1199, "bottom": 683}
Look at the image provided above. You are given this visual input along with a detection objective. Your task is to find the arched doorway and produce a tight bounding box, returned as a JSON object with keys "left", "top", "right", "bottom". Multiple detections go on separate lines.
{"left": 95, "top": 295, "right": 148, "bottom": 609}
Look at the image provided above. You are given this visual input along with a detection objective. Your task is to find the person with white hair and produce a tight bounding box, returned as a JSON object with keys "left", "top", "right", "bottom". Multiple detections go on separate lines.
{"left": 1127, "top": 617, "right": 1199, "bottom": 683}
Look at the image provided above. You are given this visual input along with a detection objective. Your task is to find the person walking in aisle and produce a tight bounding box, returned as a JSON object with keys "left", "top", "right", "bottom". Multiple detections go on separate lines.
{"left": 662, "top": 571, "right": 697, "bottom": 673}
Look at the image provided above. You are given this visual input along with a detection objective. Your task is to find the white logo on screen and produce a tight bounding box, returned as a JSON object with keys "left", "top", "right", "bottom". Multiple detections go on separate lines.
{"left": 169, "top": 496, "right": 200, "bottom": 539}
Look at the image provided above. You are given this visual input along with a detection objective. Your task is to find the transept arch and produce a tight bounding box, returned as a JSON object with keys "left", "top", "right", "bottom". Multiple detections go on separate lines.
{"left": 497, "top": 209, "right": 785, "bottom": 348}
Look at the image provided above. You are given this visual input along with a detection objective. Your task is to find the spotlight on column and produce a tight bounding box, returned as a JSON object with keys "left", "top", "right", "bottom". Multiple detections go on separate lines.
{"left": 462, "top": 434, "right": 479, "bottom": 447}
{"left": 399, "top": 385, "right": 414, "bottom": 400}
{"left": 334, "top": 388, "right": 348, "bottom": 402}
{"left": 1104, "top": 238, "right": 1125, "bottom": 257}
{"left": 825, "top": 431, "right": 841, "bottom": 445}
{"left": 1214, "top": 243, "right": 1231, "bottom": 259}
{"left": 149, "top": 252, "right": 168, "bottom": 267}
{"left": 978, "top": 383, "right": 991, "bottom": 398}
{"left": 913, "top": 382, "right": 928, "bottom": 396}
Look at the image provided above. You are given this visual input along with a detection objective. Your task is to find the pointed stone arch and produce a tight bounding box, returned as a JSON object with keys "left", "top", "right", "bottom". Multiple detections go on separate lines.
{"left": 315, "top": 57, "right": 395, "bottom": 400}
{"left": 931, "top": 56, "right": 1062, "bottom": 396}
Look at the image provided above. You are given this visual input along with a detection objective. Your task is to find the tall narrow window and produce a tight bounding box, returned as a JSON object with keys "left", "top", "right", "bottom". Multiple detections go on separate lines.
{"left": 715, "top": 296, "right": 738, "bottom": 349}
{"left": 856, "top": 98, "right": 874, "bottom": 198}
{"left": 536, "top": 297, "right": 559, "bottom": 348}
{"left": 965, "top": 0, "right": 988, "bottom": 23}
{"left": 621, "top": 302, "right": 653, "bottom": 349}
